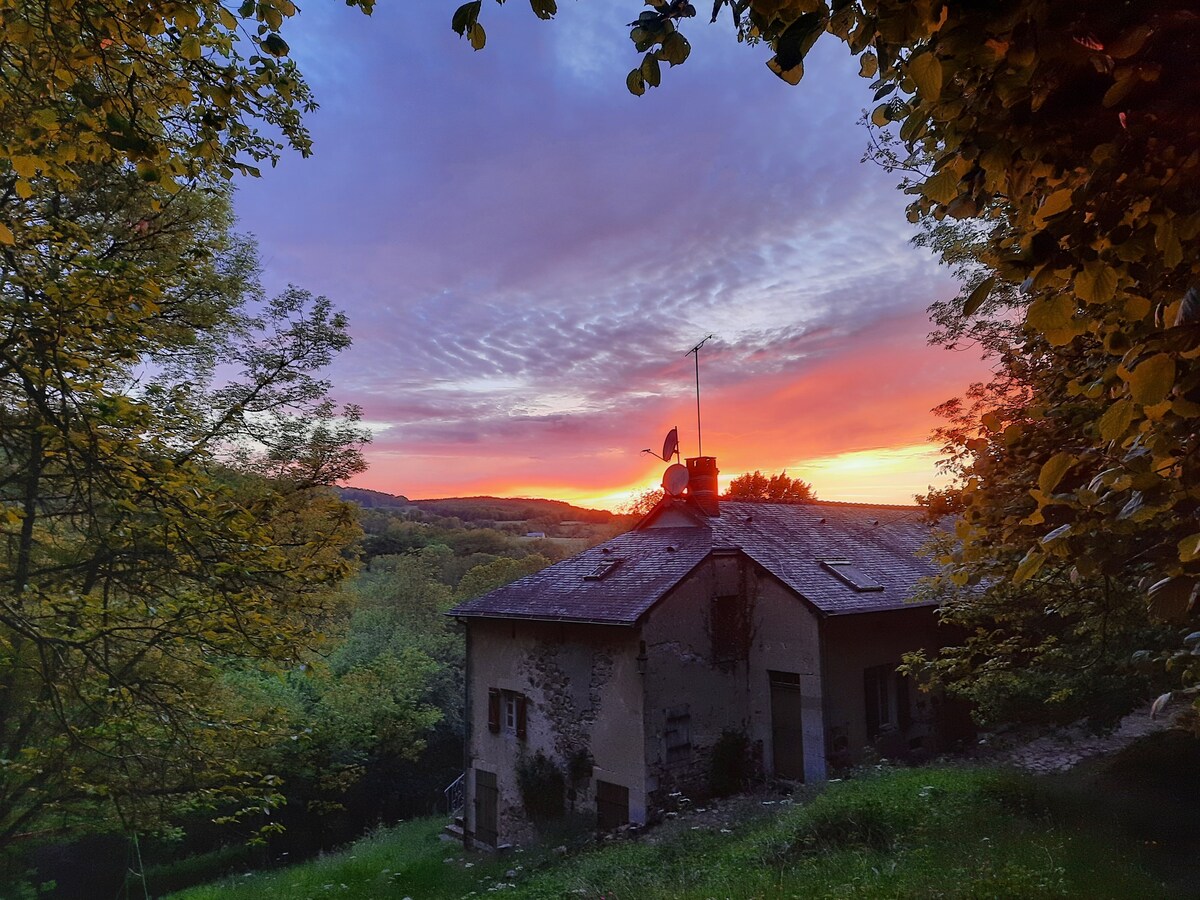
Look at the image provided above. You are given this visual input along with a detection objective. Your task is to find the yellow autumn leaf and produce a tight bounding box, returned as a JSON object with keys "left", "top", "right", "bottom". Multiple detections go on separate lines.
{"left": 921, "top": 169, "right": 959, "bottom": 204}
{"left": 1097, "top": 397, "right": 1133, "bottom": 441}
{"left": 1179, "top": 533, "right": 1200, "bottom": 563}
{"left": 1013, "top": 548, "right": 1045, "bottom": 584}
{"left": 908, "top": 51, "right": 942, "bottom": 101}
{"left": 1035, "top": 188, "right": 1072, "bottom": 224}
{"left": 1038, "top": 452, "right": 1075, "bottom": 495}
{"left": 1026, "top": 294, "right": 1074, "bottom": 332}
{"left": 1074, "top": 261, "right": 1118, "bottom": 303}
{"left": 1127, "top": 353, "right": 1175, "bottom": 406}
{"left": 11, "top": 156, "right": 39, "bottom": 178}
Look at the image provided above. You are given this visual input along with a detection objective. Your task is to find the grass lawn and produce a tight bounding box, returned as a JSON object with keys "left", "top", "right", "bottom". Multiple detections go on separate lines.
{"left": 169, "top": 765, "right": 1172, "bottom": 899}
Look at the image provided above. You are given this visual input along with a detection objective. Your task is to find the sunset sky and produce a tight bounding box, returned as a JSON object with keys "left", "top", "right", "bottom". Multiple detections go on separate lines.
{"left": 234, "top": 1, "right": 991, "bottom": 510}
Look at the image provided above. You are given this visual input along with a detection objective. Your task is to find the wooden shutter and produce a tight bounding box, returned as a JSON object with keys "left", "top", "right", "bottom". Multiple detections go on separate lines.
{"left": 487, "top": 688, "right": 500, "bottom": 733}
{"left": 516, "top": 694, "right": 527, "bottom": 739}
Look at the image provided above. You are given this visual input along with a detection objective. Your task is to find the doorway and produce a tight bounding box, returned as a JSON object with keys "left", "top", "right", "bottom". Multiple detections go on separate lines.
{"left": 474, "top": 769, "right": 498, "bottom": 847}
{"left": 769, "top": 671, "right": 805, "bottom": 781}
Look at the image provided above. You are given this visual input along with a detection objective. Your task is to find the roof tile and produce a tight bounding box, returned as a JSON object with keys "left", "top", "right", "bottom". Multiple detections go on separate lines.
{"left": 448, "top": 500, "right": 941, "bottom": 624}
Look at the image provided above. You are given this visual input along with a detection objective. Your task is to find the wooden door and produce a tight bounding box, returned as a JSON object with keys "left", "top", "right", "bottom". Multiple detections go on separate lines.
{"left": 474, "top": 769, "right": 498, "bottom": 847}
{"left": 770, "top": 674, "right": 805, "bottom": 781}
{"left": 595, "top": 779, "right": 629, "bottom": 830}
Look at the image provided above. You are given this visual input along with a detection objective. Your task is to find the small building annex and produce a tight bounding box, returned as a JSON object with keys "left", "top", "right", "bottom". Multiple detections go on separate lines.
{"left": 448, "top": 457, "right": 962, "bottom": 848}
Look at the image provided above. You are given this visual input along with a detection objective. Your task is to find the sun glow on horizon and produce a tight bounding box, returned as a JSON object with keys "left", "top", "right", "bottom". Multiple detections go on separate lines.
{"left": 409, "top": 442, "right": 951, "bottom": 513}
{"left": 790, "top": 443, "right": 949, "bottom": 504}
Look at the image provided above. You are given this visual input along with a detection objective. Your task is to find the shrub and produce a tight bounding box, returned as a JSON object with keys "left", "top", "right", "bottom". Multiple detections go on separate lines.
{"left": 516, "top": 750, "right": 565, "bottom": 823}
{"left": 708, "top": 730, "right": 753, "bottom": 797}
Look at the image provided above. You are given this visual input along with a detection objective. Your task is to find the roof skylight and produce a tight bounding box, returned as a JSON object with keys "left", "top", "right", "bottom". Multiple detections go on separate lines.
{"left": 819, "top": 559, "right": 883, "bottom": 592}
{"left": 584, "top": 559, "right": 624, "bottom": 581}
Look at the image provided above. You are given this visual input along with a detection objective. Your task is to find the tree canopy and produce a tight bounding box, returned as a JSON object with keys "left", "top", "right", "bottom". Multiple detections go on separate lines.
{"left": 0, "top": 170, "right": 367, "bottom": 850}
{"left": 0, "top": 0, "right": 374, "bottom": 208}
{"left": 725, "top": 470, "right": 815, "bottom": 503}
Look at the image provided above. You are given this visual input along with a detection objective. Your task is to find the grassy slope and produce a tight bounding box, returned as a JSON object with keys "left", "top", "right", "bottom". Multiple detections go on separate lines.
{"left": 170, "top": 766, "right": 1170, "bottom": 900}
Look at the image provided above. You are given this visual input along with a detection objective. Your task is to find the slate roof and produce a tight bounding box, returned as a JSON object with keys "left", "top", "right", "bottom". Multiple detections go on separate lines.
{"left": 448, "top": 500, "right": 943, "bottom": 625}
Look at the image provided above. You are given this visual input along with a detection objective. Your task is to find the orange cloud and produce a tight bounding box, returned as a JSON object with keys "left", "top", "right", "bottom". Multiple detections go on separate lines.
{"left": 350, "top": 310, "right": 988, "bottom": 509}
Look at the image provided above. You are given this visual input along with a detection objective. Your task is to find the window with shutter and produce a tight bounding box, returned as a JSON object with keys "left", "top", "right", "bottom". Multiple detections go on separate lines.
{"left": 495, "top": 690, "right": 528, "bottom": 740}
{"left": 487, "top": 688, "right": 500, "bottom": 734}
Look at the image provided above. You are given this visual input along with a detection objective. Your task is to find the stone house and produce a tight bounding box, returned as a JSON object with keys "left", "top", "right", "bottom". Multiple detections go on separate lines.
{"left": 448, "top": 457, "right": 962, "bottom": 848}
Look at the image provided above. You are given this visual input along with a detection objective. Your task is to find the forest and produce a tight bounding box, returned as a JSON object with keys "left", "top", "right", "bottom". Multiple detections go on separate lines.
{"left": 17, "top": 491, "right": 624, "bottom": 896}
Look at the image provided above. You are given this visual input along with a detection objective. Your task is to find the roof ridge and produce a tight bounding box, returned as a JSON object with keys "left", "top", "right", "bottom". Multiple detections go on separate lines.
{"left": 722, "top": 499, "right": 922, "bottom": 511}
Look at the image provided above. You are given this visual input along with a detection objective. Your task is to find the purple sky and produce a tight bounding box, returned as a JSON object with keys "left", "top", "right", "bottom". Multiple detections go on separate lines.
{"left": 234, "top": 1, "right": 989, "bottom": 507}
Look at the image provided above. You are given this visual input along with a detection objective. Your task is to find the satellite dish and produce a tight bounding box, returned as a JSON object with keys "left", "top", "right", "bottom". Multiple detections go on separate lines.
{"left": 662, "top": 463, "right": 689, "bottom": 497}
{"left": 662, "top": 427, "right": 679, "bottom": 462}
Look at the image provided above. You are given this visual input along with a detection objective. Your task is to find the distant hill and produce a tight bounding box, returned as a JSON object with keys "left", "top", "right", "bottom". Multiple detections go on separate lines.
{"left": 408, "top": 496, "right": 615, "bottom": 525}
{"left": 336, "top": 489, "right": 620, "bottom": 527}
{"left": 336, "top": 486, "right": 412, "bottom": 508}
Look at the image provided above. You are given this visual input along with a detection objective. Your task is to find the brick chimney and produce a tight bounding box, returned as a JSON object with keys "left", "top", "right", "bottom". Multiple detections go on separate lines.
{"left": 686, "top": 456, "right": 720, "bottom": 516}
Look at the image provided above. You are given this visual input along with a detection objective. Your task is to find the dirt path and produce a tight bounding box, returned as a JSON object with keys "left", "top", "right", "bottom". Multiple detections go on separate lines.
{"left": 981, "top": 699, "right": 1181, "bottom": 774}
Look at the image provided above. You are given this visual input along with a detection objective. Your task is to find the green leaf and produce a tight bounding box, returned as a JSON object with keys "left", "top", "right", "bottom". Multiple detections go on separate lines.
{"left": 1097, "top": 398, "right": 1133, "bottom": 441}
{"left": 529, "top": 0, "right": 557, "bottom": 20}
{"left": 1102, "top": 72, "right": 1137, "bottom": 109}
{"left": 452, "top": 1, "right": 481, "bottom": 36}
{"left": 626, "top": 68, "right": 646, "bottom": 96}
{"left": 641, "top": 53, "right": 661, "bottom": 88}
{"left": 659, "top": 32, "right": 691, "bottom": 66}
{"left": 962, "top": 276, "right": 995, "bottom": 317}
{"left": 1127, "top": 353, "right": 1175, "bottom": 406}
{"left": 1155, "top": 219, "right": 1184, "bottom": 270}
{"left": 1038, "top": 452, "right": 1075, "bottom": 495}
{"left": 1074, "top": 261, "right": 1118, "bottom": 303}
{"left": 180, "top": 35, "right": 203, "bottom": 60}
{"left": 1109, "top": 25, "right": 1154, "bottom": 59}
{"left": 908, "top": 51, "right": 942, "bottom": 102}
{"left": 767, "top": 12, "right": 822, "bottom": 85}
{"left": 260, "top": 33, "right": 289, "bottom": 57}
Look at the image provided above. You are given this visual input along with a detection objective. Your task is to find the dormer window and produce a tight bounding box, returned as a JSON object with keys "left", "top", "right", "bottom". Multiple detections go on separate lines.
{"left": 584, "top": 559, "right": 623, "bottom": 581}
{"left": 819, "top": 558, "right": 883, "bottom": 592}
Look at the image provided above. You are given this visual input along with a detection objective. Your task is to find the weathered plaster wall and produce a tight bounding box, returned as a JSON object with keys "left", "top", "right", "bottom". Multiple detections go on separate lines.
{"left": 748, "top": 575, "right": 826, "bottom": 782}
{"left": 463, "top": 618, "right": 644, "bottom": 846}
{"left": 640, "top": 555, "right": 828, "bottom": 803}
{"left": 822, "top": 607, "right": 943, "bottom": 763}
{"left": 640, "top": 557, "right": 745, "bottom": 805}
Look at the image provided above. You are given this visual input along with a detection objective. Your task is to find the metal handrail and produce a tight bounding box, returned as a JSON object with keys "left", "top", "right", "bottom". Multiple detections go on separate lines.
{"left": 444, "top": 772, "right": 465, "bottom": 817}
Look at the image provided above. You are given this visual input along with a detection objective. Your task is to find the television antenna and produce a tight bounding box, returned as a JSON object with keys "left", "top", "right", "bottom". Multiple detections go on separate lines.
{"left": 686, "top": 334, "right": 715, "bottom": 457}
